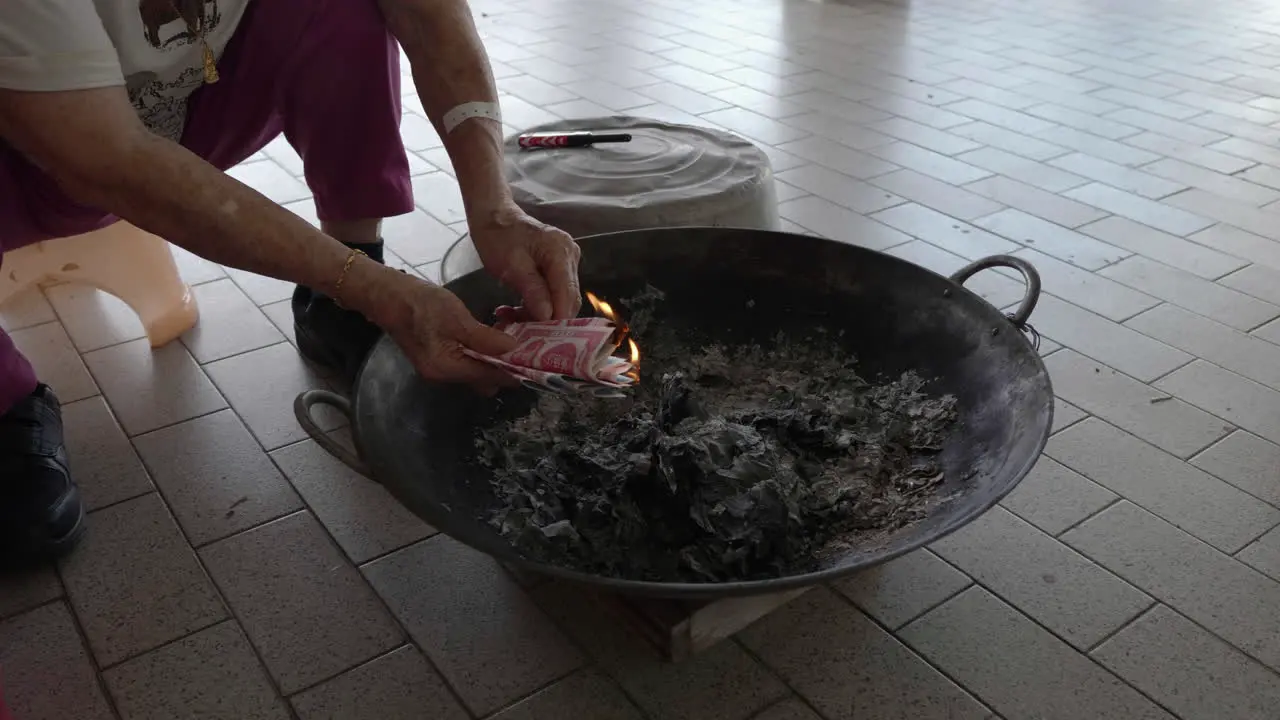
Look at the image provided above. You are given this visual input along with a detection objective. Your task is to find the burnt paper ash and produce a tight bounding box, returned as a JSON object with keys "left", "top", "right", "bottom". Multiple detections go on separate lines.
{"left": 475, "top": 296, "right": 960, "bottom": 583}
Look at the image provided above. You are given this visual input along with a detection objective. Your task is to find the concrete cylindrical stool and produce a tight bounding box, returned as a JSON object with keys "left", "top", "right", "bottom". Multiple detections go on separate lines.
{"left": 442, "top": 116, "right": 779, "bottom": 282}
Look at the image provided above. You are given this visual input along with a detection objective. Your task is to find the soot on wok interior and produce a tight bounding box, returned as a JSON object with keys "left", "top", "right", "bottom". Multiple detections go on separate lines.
{"left": 475, "top": 286, "right": 961, "bottom": 583}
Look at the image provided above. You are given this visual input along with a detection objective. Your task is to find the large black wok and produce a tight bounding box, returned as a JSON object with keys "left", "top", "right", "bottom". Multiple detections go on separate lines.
{"left": 301, "top": 227, "right": 1053, "bottom": 600}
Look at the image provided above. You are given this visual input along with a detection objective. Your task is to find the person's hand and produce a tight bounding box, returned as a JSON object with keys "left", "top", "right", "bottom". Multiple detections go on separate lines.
{"left": 370, "top": 267, "right": 521, "bottom": 394}
{"left": 469, "top": 202, "right": 582, "bottom": 322}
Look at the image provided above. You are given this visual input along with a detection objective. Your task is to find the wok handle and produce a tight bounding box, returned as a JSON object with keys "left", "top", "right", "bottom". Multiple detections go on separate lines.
{"left": 950, "top": 254, "right": 1041, "bottom": 330}
{"left": 293, "top": 390, "right": 373, "bottom": 478}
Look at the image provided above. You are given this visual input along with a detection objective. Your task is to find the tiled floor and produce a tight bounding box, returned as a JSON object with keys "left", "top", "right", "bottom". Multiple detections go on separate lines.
{"left": 8, "top": 0, "right": 1280, "bottom": 716}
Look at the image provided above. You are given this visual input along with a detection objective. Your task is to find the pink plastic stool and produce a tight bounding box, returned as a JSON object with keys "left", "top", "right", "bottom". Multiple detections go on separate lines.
{"left": 0, "top": 222, "right": 199, "bottom": 347}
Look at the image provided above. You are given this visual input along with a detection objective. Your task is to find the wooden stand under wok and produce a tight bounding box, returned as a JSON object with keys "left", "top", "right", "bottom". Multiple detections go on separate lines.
{"left": 598, "top": 587, "right": 813, "bottom": 662}
{"left": 506, "top": 563, "right": 811, "bottom": 662}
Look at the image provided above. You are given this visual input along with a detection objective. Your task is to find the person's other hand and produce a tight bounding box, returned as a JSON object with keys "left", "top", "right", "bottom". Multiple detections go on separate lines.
{"left": 469, "top": 202, "right": 582, "bottom": 321}
{"left": 376, "top": 269, "right": 520, "bottom": 394}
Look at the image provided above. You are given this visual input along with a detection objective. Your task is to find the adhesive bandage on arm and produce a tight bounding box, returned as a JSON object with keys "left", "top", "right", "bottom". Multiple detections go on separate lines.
{"left": 442, "top": 101, "right": 503, "bottom": 134}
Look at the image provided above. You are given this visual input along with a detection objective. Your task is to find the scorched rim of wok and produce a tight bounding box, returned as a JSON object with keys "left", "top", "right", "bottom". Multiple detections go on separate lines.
{"left": 349, "top": 227, "right": 1053, "bottom": 600}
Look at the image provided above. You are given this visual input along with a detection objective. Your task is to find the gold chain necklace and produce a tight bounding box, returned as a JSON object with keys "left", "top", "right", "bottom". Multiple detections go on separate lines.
{"left": 167, "top": 0, "right": 219, "bottom": 84}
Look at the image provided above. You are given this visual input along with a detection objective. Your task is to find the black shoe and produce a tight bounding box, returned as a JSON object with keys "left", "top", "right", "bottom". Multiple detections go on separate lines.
{"left": 0, "top": 384, "right": 85, "bottom": 568}
{"left": 292, "top": 242, "right": 386, "bottom": 386}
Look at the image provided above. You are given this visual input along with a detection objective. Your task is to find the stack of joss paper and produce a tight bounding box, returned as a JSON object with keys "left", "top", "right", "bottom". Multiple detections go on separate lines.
{"left": 463, "top": 294, "right": 639, "bottom": 397}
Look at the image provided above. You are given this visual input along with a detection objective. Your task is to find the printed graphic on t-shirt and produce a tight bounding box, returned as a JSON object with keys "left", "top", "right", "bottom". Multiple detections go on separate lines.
{"left": 127, "top": 0, "right": 224, "bottom": 140}
{"left": 139, "top": 0, "right": 222, "bottom": 49}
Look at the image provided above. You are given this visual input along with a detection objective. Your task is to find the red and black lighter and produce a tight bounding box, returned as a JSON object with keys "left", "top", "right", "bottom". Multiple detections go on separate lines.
{"left": 517, "top": 131, "right": 633, "bottom": 149}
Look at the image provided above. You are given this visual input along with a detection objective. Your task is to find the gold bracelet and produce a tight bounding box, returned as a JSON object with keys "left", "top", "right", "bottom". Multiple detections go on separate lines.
{"left": 333, "top": 248, "right": 366, "bottom": 309}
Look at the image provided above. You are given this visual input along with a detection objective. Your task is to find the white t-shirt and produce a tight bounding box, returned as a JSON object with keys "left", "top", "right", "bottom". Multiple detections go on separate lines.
{"left": 0, "top": 0, "right": 248, "bottom": 140}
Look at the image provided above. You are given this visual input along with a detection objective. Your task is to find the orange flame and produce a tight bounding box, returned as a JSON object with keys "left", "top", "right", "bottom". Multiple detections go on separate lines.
{"left": 585, "top": 291, "right": 615, "bottom": 321}
{"left": 585, "top": 291, "right": 641, "bottom": 382}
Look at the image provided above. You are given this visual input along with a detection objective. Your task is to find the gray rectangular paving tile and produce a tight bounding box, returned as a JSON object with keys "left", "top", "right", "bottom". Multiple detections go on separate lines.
{"left": 965, "top": 175, "right": 1109, "bottom": 228}
{"left": 1166, "top": 189, "right": 1280, "bottom": 242}
{"left": 1047, "top": 418, "right": 1276, "bottom": 552}
{"left": 1000, "top": 456, "right": 1117, "bottom": 536}
{"left": 957, "top": 147, "right": 1088, "bottom": 192}
{"left": 1127, "top": 303, "right": 1280, "bottom": 392}
{"left": 777, "top": 136, "right": 902, "bottom": 181}
{"left": 290, "top": 646, "right": 469, "bottom": 720}
{"left": 1008, "top": 249, "right": 1155, "bottom": 320}
{"left": 1239, "top": 162, "right": 1280, "bottom": 189}
{"left": 271, "top": 437, "right": 433, "bottom": 564}
{"left": 1156, "top": 360, "right": 1280, "bottom": 446}
{"left": 938, "top": 80, "right": 1038, "bottom": 111}
{"left": 60, "top": 395, "right": 153, "bottom": 511}
{"left": 533, "top": 581, "right": 787, "bottom": 720}
{"left": 1051, "top": 398, "right": 1088, "bottom": 434}
{"left": 1213, "top": 137, "right": 1280, "bottom": 166}
{"left": 1220, "top": 264, "right": 1280, "bottom": 306}
{"left": 1092, "top": 605, "right": 1280, "bottom": 720}
{"left": 1126, "top": 134, "right": 1253, "bottom": 174}
{"left": 739, "top": 588, "right": 989, "bottom": 720}
{"left": 1237, "top": 526, "right": 1280, "bottom": 581}
{"left": 228, "top": 159, "right": 311, "bottom": 204}
{"left": 381, "top": 208, "right": 460, "bottom": 266}
{"left": 1251, "top": 315, "right": 1280, "bottom": 345}
{"left": 1105, "top": 106, "right": 1219, "bottom": 136}
{"left": 103, "top": 621, "right": 290, "bottom": 720}
{"left": 1063, "top": 501, "right": 1280, "bottom": 672}
{"left": 1033, "top": 125, "right": 1160, "bottom": 167}
{"left": 1063, "top": 182, "right": 1215, "bottom": 236}
{"left": 1144, "top": 157, "right": 1280, "bottom": 205}
{"left": 82, "top": 338, "right": 226, "bottom": 436}
{"left": 868, "top": 117, "right": 980, "bottom": 155}
{"left": 779, "top": 196, "right": 912, "bottom": 250}
{"left": 977, "top": 209, "right": 1129, "bottom": 271}
{"left": 1077, "top": 216, "right": 1245, "bottom": 280}
{"left": 833, "top": 549, "right": 972, "bottom": 629}
{"left": 58, "top": 493, "right": 227, "bottom": 667}
{"left": 1024, "top": 103, "right": 1138, "bottom": 140}
{"left": 1102, "top": 257, "right": 1280, "bottom": 331}
{"left": 412, "top": 171, "right": 469, "bottom": 225}
{"left": 775, "top": 165, "right": 906, "bottom": 214}
{"left": 870, "top": 203, "right": 1018, "bottom": 260}
{"left": 0, "top": 602, "right": 115, "bottom": 720}
{"left": 866, "top": 140, "right": 992, "bottom": 185}
{"left": 930, "top": 507, "right": 1152, "bottom": 649}
{"left": 179, "top": 279, "right": 286, "bottom": 364}
{"left": 10, "top": 322, "right": 99, "bottom": 404}
{"left": 0, "top": 565, "right": 62, "bottom": 620}
{"left": 703, "top": 106, "right": 811, "bottom": 145}
{"left": 43, "top": 281, "right": 144, "bottom": 355}
{"left": 1025, "top": 296, "right": 1190, "bottom": 382}
{"left": 133, "top": 410, "right": 303, "bottom": 546}
{"left": 866, "top": 169, "right": 1007, "bottom": 220}
{"left": 1045, "top": 349, "right": 1228, "bottom": 457}
{"left": 1047, "top": 152, "right": 1185, "bottom": 199}
{"left": 362, "top": 536, "right": 582, "bottom": 717}
{"left": 752, "top": 699, "right": 825, "bottom": 720}
{"left": 0, "top": 288, "right": 57, "bottom": 332}
{"left": 950, "top": 121, "right": 1071, "bottom": 162}
{"left": 204, "top": 343, "right": 345, "bottom": 450}
{"left": 947, "top": 99, "right": 1058, "bottom": 134}
{"left": 1187, "top": 224, "right": 1280, "bottom": 270}
{"left": 1192, "top": 430, "right": 1280, "bottom": 506}
{"left": 487, "top": 670, "right": 645, "bottom": 720}
{"left": 899, "top": 587, "right": 1175, "bottom": 720}
{"left": 200, "top": 512, "right": 403, "bottom": 694}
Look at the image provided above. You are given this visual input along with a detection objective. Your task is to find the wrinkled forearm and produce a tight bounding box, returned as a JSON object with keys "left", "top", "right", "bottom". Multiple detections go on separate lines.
{"left": 381, "top": 0, "right": 512, "bottom": 218}
{"left": 0, "top": 87, "right": 402, "bottom": 330}
{"left": 89, "top": 134, "right": 351, "bottom": 290}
